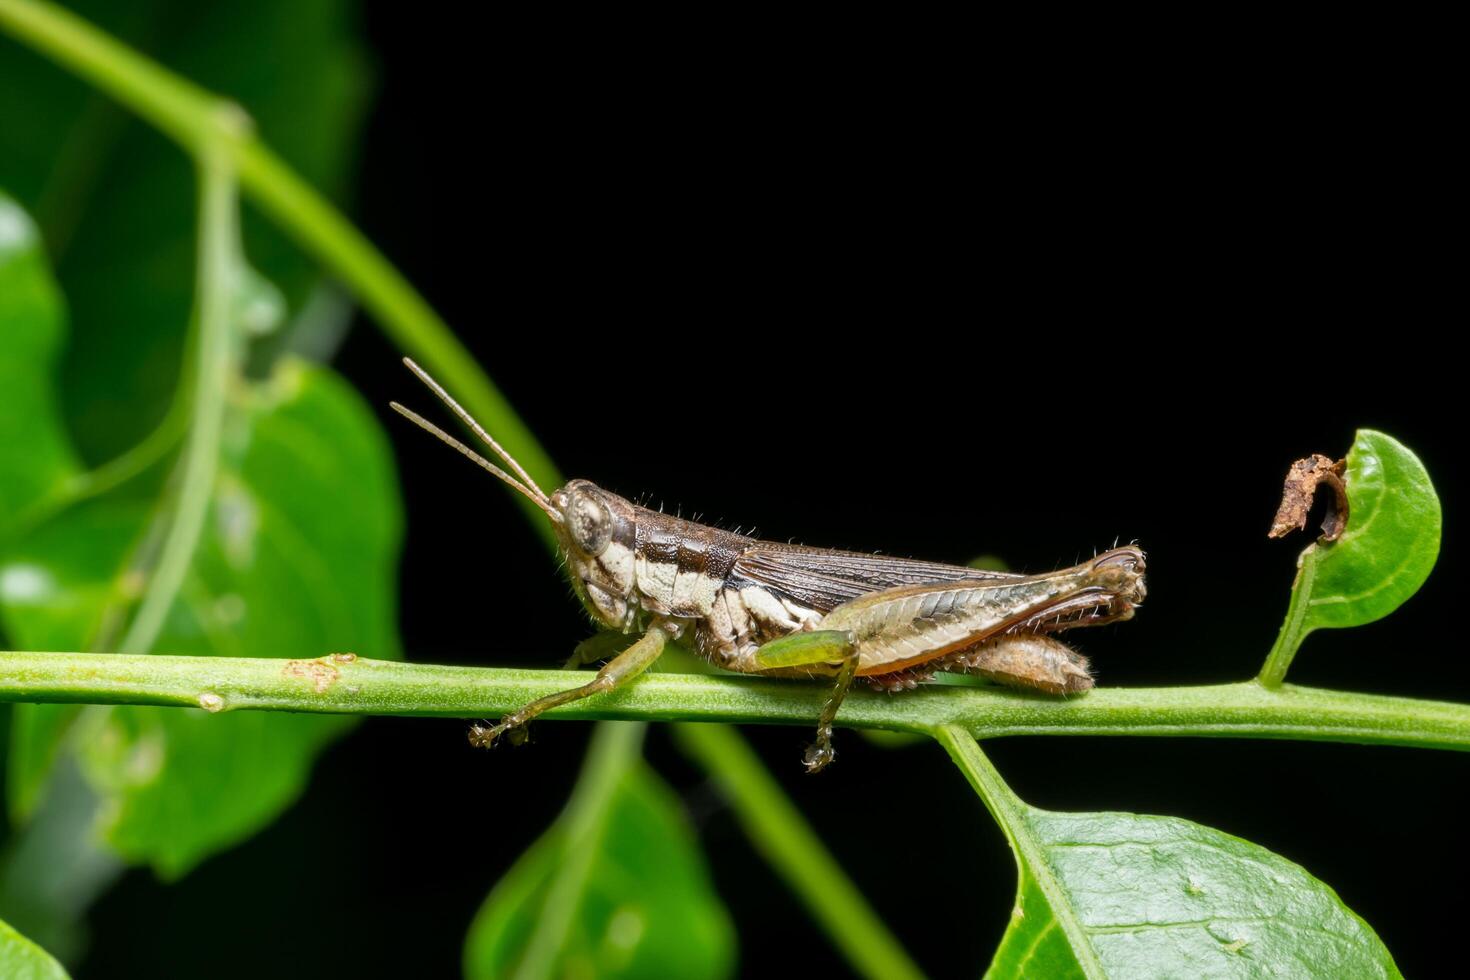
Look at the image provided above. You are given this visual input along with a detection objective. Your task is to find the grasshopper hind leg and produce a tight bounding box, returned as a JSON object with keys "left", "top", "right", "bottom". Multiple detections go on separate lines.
{"left": 947, "top": 634, "right": 1094, "bottom": 695}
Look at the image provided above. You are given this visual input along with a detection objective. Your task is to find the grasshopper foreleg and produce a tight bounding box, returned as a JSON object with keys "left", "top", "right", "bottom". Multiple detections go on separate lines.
{"left": 470, "top": 622, "right": 670, "bottom": 749}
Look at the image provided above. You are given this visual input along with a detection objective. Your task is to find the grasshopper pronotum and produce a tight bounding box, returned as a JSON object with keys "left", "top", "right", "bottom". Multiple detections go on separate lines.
{"left": 392, "top": 359, "right": 1146, "bottom": 771}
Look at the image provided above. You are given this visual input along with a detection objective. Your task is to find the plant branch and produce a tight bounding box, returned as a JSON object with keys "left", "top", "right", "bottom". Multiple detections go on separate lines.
{"left": 2, "top": 652, "right": 1469, "bottom": 752}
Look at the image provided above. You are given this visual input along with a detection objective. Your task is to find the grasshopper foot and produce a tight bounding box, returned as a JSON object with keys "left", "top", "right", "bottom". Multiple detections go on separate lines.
{"left": 802, "top": 728, "right": 837, "bottom": 773}
{"left": 468, "top": 717, "right": 530, "bottom": 749}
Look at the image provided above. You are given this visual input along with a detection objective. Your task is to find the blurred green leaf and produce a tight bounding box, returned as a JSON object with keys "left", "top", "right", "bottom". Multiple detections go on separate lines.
{"left": 464, "top": 762, "right": 735, "bottom": 980}
{"left": 0, "top": 191, "right": 80, "bottom": 540}
{"left": 1260, "top": 430, "right": 1441, "bottom": 685}
{"left": 0, "top": 498, "right": 143, "bottom": 658}
{"left": 0, "top": 0, "right": 371, "bottom": 461}
{"left": 0, "top": 916, "right": 68, "bottom": 980}
{"left": 939, "top": 729, "right": 1397, "bottom": 979}
{"left": 0, "top": 190, "right": 83, "bottom": 819}
{"left": 1, "top": 358, "right": 402, "bottom": 875}
{"left": 5, "top": 703, "right": 82, "bottom": 823}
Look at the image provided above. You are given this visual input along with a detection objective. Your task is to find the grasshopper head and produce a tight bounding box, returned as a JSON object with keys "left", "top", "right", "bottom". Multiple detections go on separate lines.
{"left": 549, "top": 480, "right": 640, "bottom": 631}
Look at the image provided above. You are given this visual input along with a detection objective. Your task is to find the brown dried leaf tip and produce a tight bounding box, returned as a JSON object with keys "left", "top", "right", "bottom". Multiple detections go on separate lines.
{"left": 1269, "top": 453, "right": 1348, "bottom": 542}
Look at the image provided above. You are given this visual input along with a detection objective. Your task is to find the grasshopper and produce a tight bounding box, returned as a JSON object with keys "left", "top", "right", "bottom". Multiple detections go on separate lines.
{"left": 392, "top": 359, "right": 1146, "bottom": 771}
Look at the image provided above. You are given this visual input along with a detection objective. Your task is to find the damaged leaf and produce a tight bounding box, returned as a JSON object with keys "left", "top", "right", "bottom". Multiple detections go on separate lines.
{"left": 1259, "top": 430, "right": 1441, "bottom": 686}
{"left": 1269, "top": 453, "right": 1348, "bottom": 542}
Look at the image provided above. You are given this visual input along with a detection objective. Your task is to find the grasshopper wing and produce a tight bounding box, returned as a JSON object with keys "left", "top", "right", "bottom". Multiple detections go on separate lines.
{"left": 729, "top": 545, "right": 1018, "bottom": 614}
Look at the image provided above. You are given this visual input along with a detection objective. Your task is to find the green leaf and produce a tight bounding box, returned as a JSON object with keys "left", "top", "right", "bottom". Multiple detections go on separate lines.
{"left": 464, "top": 760, "right": 735, "bottom": 979}
{"left": 4, "top": 703, "right": 81, "bottom": 823}
{"left": 0, "top": 191, "right": 81, "bottom": 541}
{"left": 1260, "top": 430, "right": 1441, "bottom": 685}
{"left": 0, "top": 0, "right": 372, "bottom": 461}
{"left": 937, "top": 728, "right": 1398, "bottom": 979}
{"left": 987, "top": 811, "right": 1399, "bottom": 978}
{"left": 0, "top": 358, "right": 402, "bottom": 875}
{"left": 0, "top": 917, "right": 69, "bottom": 980}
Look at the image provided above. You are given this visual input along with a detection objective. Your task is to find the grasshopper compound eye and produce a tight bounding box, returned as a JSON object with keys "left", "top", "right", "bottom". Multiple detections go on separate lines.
{"left": 567, "top": 490, "right": 612, "bottom": 557}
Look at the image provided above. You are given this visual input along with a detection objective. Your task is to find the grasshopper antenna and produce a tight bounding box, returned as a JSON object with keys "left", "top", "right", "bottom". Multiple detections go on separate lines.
{"left": 398, "top": 358, "right": 549, "bottom": 499}
{"left": 391, "top": 362, "right": 559, "bottom": 522}
{"left": 390, "top": 402, "right": 561, "bottom": 521}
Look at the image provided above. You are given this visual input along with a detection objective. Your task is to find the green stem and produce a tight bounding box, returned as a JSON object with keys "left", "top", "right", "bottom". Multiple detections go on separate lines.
{"left": 932, "top": 727, "right": 1104, "bottom": 980}
{"left": 116, "top": 153, "right": 236, "bottom": 656}
{"left": 3, "top": 652, "right": 1469, "bottom": 752}
{"left": 515, "top": 722, "right": 645, "bottom": 980}
{"left": 1258, "top": 546, "right": 1319, "bottom": 688}
{"left": 4, "top": 401, "right": 187, "bottom": 542}
{"left": 62, "top": 398, "right": 187, "bottom": 507}
{"left": 674, "top": 724, "right": 925, "bottom": 980}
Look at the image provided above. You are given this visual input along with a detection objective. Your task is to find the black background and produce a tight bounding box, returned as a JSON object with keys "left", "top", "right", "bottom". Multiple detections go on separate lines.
{"left": 79, "top": 8, "right": 1460, "bottom": 978}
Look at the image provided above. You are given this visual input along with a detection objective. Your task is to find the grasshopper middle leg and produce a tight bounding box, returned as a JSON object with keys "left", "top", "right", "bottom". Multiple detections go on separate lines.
{"left": 470, "top": 622, "right": 670, "bottom": 748}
